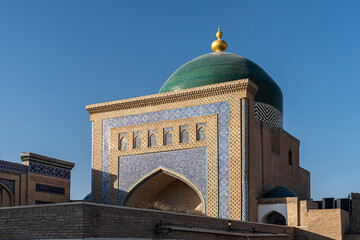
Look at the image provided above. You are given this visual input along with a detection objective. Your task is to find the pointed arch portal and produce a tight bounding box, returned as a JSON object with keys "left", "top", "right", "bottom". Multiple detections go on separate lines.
{"left": 122, "top": 169, "right": 204, "bottom": 213}
{"left": 262, "top": 211, "right": 287, "bottom": 225}
{"left": 0, "top": 183, "right": 14, "bottom": 207}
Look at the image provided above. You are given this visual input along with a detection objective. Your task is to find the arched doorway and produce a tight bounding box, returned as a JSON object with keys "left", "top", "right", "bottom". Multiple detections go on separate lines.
{"left": 0, "top": 183, "right": 14, "bottom": 207}
{"left": 122, "top": 169, "right": 204, "bottom": 214}
{"left": 262, "top": 211, "right": 286, "bottom": 225}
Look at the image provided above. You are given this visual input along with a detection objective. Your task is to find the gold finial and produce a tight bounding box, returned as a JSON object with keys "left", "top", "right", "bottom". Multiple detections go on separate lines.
{"left": 216, "top": 27, "right": 223, "bottom": 39}
{"left": 211, "top": 26, "right": 227, "bottom": 52}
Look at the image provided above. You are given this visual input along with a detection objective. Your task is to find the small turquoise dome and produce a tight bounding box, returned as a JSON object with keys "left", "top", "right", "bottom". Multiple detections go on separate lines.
{"left": 265, "top": 186, "right": 296, "bottom": 198}
{"left": 159, "top": 52, "right": 283, "bottom": 113}
{"left": 83, "top": 193, "right": 92, "bottom": 201}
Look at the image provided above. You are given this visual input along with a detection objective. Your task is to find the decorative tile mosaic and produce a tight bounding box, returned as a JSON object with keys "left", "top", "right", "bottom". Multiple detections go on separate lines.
{"left": 164, "top": 127, "right": 173, "bottom": 132}
{"left": 29, "top": 162, "right": 70, "bottom": 180}
{"left": 0, "top": 178, "right": 15, "bottom": 194}
{"left": 109, "top": 114, "right": 217, "bottom": 211}
{"left": 102, "top": 102, "right": 230, "bottom": 218}
{"left": 254, "top": 102, "right": 283, "bottom": 128}
{"left": 118, "top": 148, "right": 207, "bottom": 205}
{"left": 0, "top": 160, "right": 28, "bottom": 174}
{"left": 149, "top": 129, "right": 157, "bottom": 134}
{"left": 241, "top": 98, "right": 249, "bottom": 221}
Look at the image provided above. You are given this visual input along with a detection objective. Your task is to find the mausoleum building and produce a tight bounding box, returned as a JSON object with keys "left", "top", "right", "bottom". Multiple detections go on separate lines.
{"left": 0, "top": 152, "right": 74, "bottom": 207}
{"left": 86, "top": 28, "right": 310, "bottom": 222}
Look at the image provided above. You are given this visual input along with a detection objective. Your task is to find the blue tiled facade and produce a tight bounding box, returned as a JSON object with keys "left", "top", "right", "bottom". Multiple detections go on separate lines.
{"left": 0, "top": 160, "right": 28, "bottom": 174}
{"left": 29, "top": 162, "right": 70, "bottom": 180}
{"left": 101, "top": 101, "right": 231, "bottom": 218}
{"left": 118, "top": 148, "right": 207, "bottom": 206}
{"left": 0, "top": 159, "right": 70, "bottom": 180}
{"left": 241, "top": 98, "right": 249, "bottom": 221}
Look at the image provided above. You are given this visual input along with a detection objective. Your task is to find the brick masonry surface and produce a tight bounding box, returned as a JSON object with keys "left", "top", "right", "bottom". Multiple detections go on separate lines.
{"left": 0, "top": 202, "right": 297, "bottom": 240}
{"left": 0, "top": 178, "right": 15, "bottom": 194}
{"left": 350, "top": 193, "right": 360, "bottom": 234}
{"left": 88, "top": 79, "right": 259, "bottom": 220}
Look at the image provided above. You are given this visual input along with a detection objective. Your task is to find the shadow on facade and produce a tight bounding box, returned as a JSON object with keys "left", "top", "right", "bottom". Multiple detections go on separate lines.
{"left": 92, "top": 169, "right": 204, "bottom": 215}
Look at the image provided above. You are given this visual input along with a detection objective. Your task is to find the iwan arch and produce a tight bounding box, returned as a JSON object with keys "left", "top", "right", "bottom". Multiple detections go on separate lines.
{"left": 86, "top": 28, "right": 310, "bottom": 222}
{"left": 123, "top": 167, "right": 205, "bottom": 214}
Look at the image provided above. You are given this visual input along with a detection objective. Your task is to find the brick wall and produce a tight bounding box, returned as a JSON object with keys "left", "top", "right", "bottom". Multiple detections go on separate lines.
{"left": 307, "top": 208, "right": 349, "bottom": 240}
{"left": 350, "top": 193, "right": 360, "bottom": 234}
{"left": 0, "top": 202, "right": 295, "bottom": 240}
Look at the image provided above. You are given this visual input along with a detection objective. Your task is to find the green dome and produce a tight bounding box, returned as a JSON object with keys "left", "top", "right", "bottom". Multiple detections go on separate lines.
{"left": 265, "top": 186, "right": 296, "bottom": 198}
{"left": 83, "top": 193, "right": 92, "bottom": 201}
{"left": 159, "top": 52, "right": 283, "bottom": 113}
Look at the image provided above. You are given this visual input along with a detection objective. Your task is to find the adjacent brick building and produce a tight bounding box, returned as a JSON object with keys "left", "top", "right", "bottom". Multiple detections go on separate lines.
{"left": 0, "top": 152, "right": 74, "bottom": 207}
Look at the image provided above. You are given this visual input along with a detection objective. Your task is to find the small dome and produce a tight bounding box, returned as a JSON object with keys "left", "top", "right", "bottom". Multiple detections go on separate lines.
{"left": 265, "top": 186, "right": 296, "bottom": 198}
{"left": 83, "top": 193, "right": 92, "bottom": 201}
{"left": 159, "top": 52, "right": 283, "bottom": 113}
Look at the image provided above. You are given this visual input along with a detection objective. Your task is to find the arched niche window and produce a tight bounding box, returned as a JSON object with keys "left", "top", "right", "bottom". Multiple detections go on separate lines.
{"left": 196, "top": 123, "right": 206, "bottom": 141}
{"left": 148, "top": 129, "right": 157, "bottom": 147}
{"left": 180, "top": 125, "right": 189, "bottom": 143}
{"left": 288, "top": 150, "right": 292, "bottom": 166}
{"left": 119, "top": 133, "right": 127, "bottom": 150}
{"left": 163, "top": 127, "right": 173, "bottom": 145}
{"left": 133, "top": 131, "right": 142, "bottom": 149}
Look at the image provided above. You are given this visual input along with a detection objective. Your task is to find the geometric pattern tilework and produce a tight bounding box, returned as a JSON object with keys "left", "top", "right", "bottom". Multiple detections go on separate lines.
{"left": 30, "top": 175, "right": 70, "bottom": 187}
{"left": 29, "top": 162, "right": 70, "bottom": 180}
{"left": 241, "top": 98, "right": 249, "bottom": 221}
{"left": 102, "top": 101, "right": 230, "bottom": 218}
{"left": 118, "top": 148, "right": 207, "bottom": 207}
{"left": 254, "top": 102, "right": 283, "bottom": 128}
{"left": 0, "top": 160, "right": 28, "bottom": 174}
{"left": 109, "top": 114, "right": 218, "bottom": 215}
{"left": 0, "top": 178, "right": 15, "bottom": 194}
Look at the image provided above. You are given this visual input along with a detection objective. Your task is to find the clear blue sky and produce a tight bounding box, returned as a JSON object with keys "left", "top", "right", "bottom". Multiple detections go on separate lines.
{"left": 0, "top": 0, "right": 359, "bottom": 200}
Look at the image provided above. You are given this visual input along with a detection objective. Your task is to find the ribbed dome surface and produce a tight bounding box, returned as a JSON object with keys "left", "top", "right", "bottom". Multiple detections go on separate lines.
{"left": 159, "top": 52, "right": 283, "bottom": 113}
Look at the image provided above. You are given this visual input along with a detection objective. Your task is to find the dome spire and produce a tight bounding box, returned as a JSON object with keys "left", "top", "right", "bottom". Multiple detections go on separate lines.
{"left": 211, "top": 26, "right": 228, "bottom": 52}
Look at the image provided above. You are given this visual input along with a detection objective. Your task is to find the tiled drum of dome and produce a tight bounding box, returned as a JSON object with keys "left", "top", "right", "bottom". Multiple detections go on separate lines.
{"left": 102, "top": 102, "right": 231, "bottom": 218}
{"left": 254, "top": 102, "right": 283, "bottom": 128}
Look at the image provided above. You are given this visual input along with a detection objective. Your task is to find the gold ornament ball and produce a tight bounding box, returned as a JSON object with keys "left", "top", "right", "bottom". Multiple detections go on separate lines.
{"left": 211, "top": 39, "right": 228, "bottom": 52}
